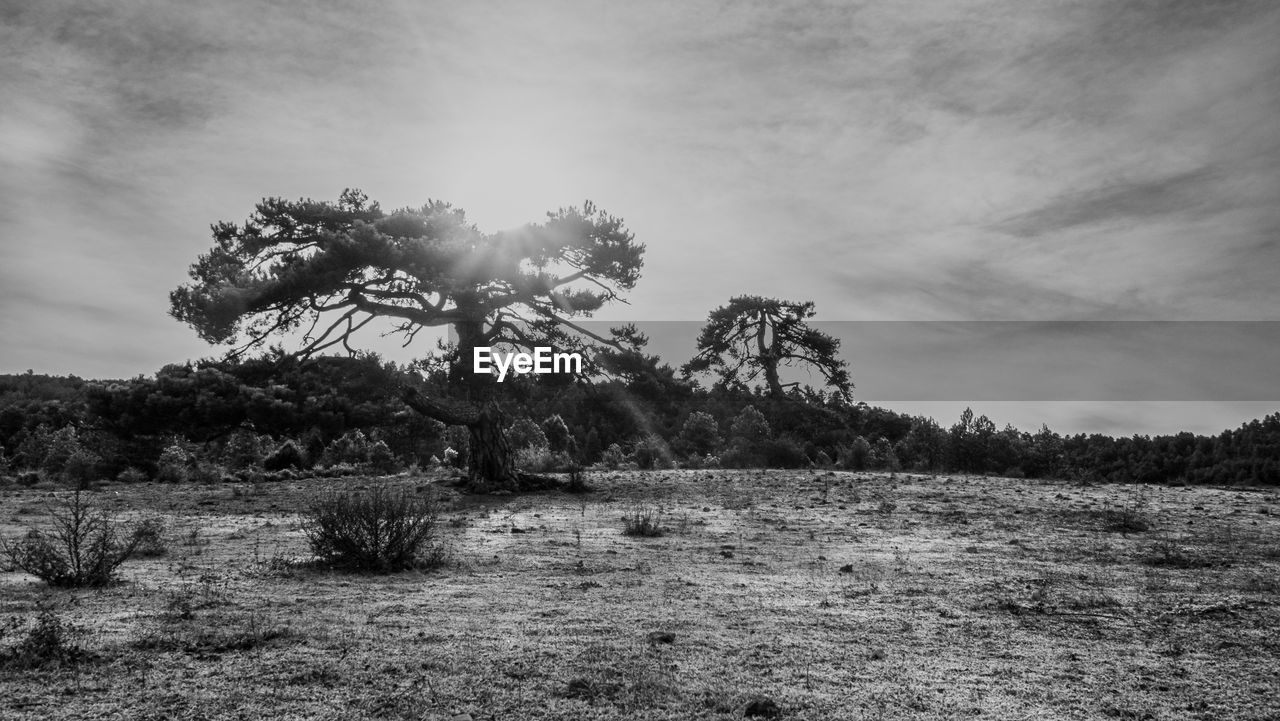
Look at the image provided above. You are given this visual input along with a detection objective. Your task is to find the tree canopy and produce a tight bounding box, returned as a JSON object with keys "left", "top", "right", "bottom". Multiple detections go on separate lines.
{"left": 171, "top": 189, "right": 643, "bottom": 362}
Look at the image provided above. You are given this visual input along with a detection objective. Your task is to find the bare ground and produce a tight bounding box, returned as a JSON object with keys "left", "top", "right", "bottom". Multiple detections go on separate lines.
{"left": 1, "top": 470, "right": 1278, "bottom": 720}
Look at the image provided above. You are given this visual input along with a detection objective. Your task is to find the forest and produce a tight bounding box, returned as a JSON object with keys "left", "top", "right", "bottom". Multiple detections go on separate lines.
{"left": 2, "top": 355, "right": 1277, "bottom": 488}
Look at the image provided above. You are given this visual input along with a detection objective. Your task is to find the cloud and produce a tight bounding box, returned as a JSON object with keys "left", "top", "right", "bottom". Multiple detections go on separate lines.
{"left": 2, "top": 0, "right": 1278, "bottom": 437}
{"left": 993, "top": 167, "right": 1224, "bottom": 238}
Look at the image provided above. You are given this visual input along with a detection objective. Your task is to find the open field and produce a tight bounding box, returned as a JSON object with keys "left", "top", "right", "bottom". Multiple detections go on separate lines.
{"left": 1, "top": 470, "right": 1278, "bottom": 720}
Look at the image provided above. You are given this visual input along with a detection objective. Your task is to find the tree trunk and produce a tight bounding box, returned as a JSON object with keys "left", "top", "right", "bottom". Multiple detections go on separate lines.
{"left": 467, "top": 401, "right": 518, "bottom": 492}
{"left": 402, "top": 315, "right": 523, "bottom": 493}
{"left": 762, "top": 355, "right": 784, "bottom": 398}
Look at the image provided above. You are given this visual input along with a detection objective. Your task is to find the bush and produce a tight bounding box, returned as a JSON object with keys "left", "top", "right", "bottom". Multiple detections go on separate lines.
{"left": 190, "top": 462, "right": 225, "bottom": 485}
{"left": 264, "top": 440, "right": 305, "bottom": 472}
{"left": 507, "top": 417, "right": 549, "bottom": 451}
{"left": 761, "top": 437, "right": 809, "bottom": 468}
{"left": 222, "top": 430, "right": 266, "bottom": 470}
{"left": 730, "top": 406, "right": 771, "bottom": 445}
{"left": 62, "top": 447, "right": 102, "bottom": 488}
{"left": 302, "top": 485, "right": 442, "bottom": 572}
{"left": 514, "top": 446, "right": 573, "bottom": 474}
{"left": 682, "top": 453, "right": 721, "bottom": 470}
{"left": 39, "top": 426, "right": 83, "bottom": 477}
{"left": 869, "top": 437, "right": 900, "bottom": 471}
{"left": 678, "top": 411, "right": 721, "bottom": 456}
{"left": 15, "top": 424, "right": 54, "bottom": 470}
{"left": 0, "top": 608, "right": 91, "bottom": 669}
{"left": 117, "top": 466, "right": 148, "bottom": 484}
{"left": 600, "top": 443, "right": 628, "bottom": 470}
{"left": 541, "top": 415, "right": 574, "bottom": 454}
{"left": 1, "top": 490, "right": 142, "bottom": 587}
{"left": 320, "top": 431, "right": 369, "bottom": 467}
{"left": 156, "top": 443, "right": 192, "bottom": 483}
{"left": 621, "top": 506, "right": 664, "bottom": 537}
{"left": 837, "top": 437, "right": 872, "bottom": 471}
{"left": 367, "top": 440, "right": 400, "bottom": 474}
{"left": 633, "top": 434, "right": 673, "bottom": 470}
{"left": 131, "top": 517, "right": 168, "bottom": 557}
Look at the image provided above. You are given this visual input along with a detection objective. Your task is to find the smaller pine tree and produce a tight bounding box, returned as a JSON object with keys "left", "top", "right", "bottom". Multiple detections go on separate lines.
{"left": 541, "top": 415, "right": 573, "bottom": 454}
{"left": 506, "top": 418, "right": 548, "bottom": 451}
{"left": 730, "top": 406, "right": 771, "bottom": 445}
{"left": 679, "top": 411, "right": 721, "bottom": 456}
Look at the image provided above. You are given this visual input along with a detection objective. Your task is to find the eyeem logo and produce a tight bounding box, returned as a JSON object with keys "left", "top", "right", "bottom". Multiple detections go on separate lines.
{"left": 473, "top": 347, "right": 582, "bottom": 382}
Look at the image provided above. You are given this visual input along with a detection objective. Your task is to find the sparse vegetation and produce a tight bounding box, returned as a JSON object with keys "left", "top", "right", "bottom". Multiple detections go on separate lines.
{"left": 302, "top": 483, "right": 443, "bottom": 572}
{"left": 0, "top": 607, "right": 91, "bottom": 669}
{"left": 621, "top": 505, "right": 664, "bottom": 537}
{"left": 0, "top": 471, "right": 1274, "bottom": 719}
{"left": 1, "top": 490, "right": 141, "bottom": 587}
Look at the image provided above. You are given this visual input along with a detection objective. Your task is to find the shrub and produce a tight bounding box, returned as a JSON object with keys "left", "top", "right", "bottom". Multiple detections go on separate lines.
{"left": 730, "top": 406, "right": 771, "bottom": 445}
{"left": 444, "top": 426, "right": 470, "bottom": 468}
{"left": 40, "top": 426, "right": 83, "bottom": 477}
{"left": 302, "top": 485, "right": 442, "bottom": 572}
{"left": 761, "top": 437, "right": 808, "bottom": 469}
{"left": 222, "top": 430, "right": 265, "bottom": 471}
{"left": 1, "top": 490, "right": 142, "bottom": 587}
{"left": 0, "top": 608, "right": 91, "bottom": 669}
{"left": 62, "top": 447, "right": 102, "bottom": 488}
{"left": 507, "top": 417, "right": 549, "bottom": 451}
{"left": 190, "top": 462, "right": 225, "bottom": 485}
{"left": 320, "top": 431, "right": 369, "bottom": 467}
{"left": 367, "top": 440, "right": 400, "bottom": 474}
{"left": 678, "top": 411, "right": 721, "bottom": 456}
{"left": 15, "top": 424, "right": 54, "bottom": 470}
{"left": 117, "top": 466, "right": 148, "bottom": 484}
{"left": 682, "top": 453, "right": 721, "bottom": 470}
{"left": 541, "top": 415, "right": 573, "bottom": 454}
{"left": 600, "top": 443, "right": 628, "bottom": 470}
{"left": 621, "top": 506, "right": 664, "bottom": 537}
{"left": 515, "top": 446, "right": 573, "bottom": 474}
{"left": 837, "top": 437, "right": 872, "bottom": 471}
{"left": 633, "top": 434, "right": 673, "bottom": 470}
{"left": 156, "top": 443, "right": 192, "bottom": 483}
{"left": 131, "top": 517, "right": 168, "bottom": 557}
{"left": 264, "top": 440, "right": 306, "bottom": 471}
{"left": 869, "top": 437, "right": 900, "bottom": 471}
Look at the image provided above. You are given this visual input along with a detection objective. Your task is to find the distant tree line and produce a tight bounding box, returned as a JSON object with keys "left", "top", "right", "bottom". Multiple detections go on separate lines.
{"left": 1, "top": 361, "right": 1277, "bottom": 486}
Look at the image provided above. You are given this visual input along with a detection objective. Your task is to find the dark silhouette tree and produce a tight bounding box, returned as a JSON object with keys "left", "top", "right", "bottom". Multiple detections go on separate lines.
{"left": 683, "top": 296, "right": 851, "bottom": 400}
{"left": 170, "top": 189, "right": 643, "bottom": 491}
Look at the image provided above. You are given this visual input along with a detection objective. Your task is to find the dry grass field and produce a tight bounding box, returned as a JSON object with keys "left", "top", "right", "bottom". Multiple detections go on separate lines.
{"left": 1, "top": 470, "right": 1278, "bottom": 720}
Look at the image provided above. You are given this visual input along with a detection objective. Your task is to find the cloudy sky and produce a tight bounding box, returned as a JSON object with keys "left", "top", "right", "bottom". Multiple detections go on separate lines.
{"left": 2, "top": 0, "right": 1278, "bottom": 435}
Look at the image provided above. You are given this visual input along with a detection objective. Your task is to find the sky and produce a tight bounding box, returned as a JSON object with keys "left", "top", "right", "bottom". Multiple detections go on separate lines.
{"left": 2, "top": 0, "right": 1278, "bottom": 436}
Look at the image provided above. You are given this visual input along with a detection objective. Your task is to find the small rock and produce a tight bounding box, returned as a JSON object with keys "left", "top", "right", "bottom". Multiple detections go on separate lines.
{"left": 839, "top": 564, "right": 854, "bottom": 573}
